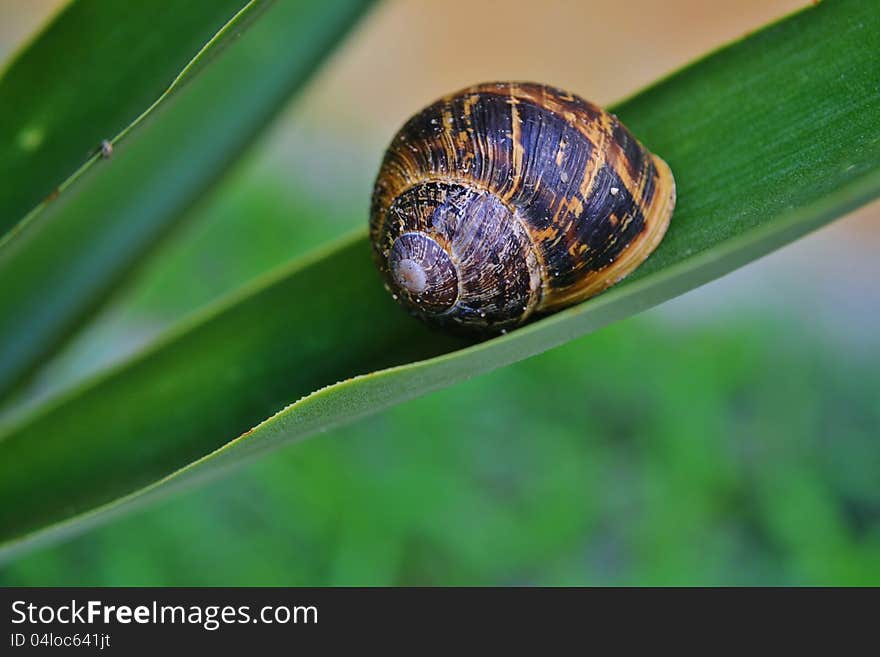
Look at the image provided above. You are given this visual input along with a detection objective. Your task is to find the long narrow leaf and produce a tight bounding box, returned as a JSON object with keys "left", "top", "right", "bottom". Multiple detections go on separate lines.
{"left": 0, "top": 0, "right": 373, "bottom": 395}
{"left": 0, "top": 0, "right": 265, "bottom": 236}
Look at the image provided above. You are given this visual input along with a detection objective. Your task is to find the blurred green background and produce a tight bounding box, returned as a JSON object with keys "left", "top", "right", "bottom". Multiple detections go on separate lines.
{"left": 1, "top": 0, "right": 878, "bottom": 585}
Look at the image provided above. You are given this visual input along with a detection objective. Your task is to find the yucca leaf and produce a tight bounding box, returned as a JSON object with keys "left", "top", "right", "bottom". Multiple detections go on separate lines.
{"left": 0, "top": 0, "right": 267, "bottom": 236}
{"left": 0, "top": 0, "right": 372, "bottom": 395}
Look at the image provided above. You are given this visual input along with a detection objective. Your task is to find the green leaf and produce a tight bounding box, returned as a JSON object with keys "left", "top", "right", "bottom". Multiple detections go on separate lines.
{"left": 0, "top": 0, "right": 266, "bottom": 237}
{"left": 0, "top": 0, "right": 373, "bottom": 395}
{"left": 1, "top": 0, "right": 878, "bottom": 562}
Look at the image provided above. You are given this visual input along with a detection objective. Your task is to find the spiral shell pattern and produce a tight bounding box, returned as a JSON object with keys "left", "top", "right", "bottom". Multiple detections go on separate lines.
{"left": 370, "top": 82, "right": 676, "bottom": 332}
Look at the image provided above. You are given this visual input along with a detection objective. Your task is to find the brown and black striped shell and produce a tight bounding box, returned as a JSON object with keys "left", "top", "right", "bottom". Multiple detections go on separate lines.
{"left": 370, "top": 82, "right": 675, "bottom": 333}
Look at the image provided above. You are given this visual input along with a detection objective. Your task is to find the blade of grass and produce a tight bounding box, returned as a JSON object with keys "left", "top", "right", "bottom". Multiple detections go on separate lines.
{"left": 0, "top": 0, "right": 374, "bottom": 397}
{"left": 1, "top": 0, "right": 878, "bottom": 561}
{"left": 0, "top": 0, "right": 267, "bottom": 238}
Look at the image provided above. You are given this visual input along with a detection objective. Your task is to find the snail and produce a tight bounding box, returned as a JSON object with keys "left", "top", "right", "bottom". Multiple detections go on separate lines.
{"left": 369, "top": 82, "right": 675, "bottom": 333}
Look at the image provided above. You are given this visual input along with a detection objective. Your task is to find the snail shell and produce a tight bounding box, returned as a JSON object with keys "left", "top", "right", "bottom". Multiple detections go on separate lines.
{"left": 370, "top": 82, "right": 676, "bottom": 333}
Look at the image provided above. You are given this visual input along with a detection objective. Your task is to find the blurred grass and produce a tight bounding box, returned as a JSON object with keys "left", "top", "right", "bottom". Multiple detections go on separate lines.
{"left": 1, "top": 316, "right": 878, "bottom": 586}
